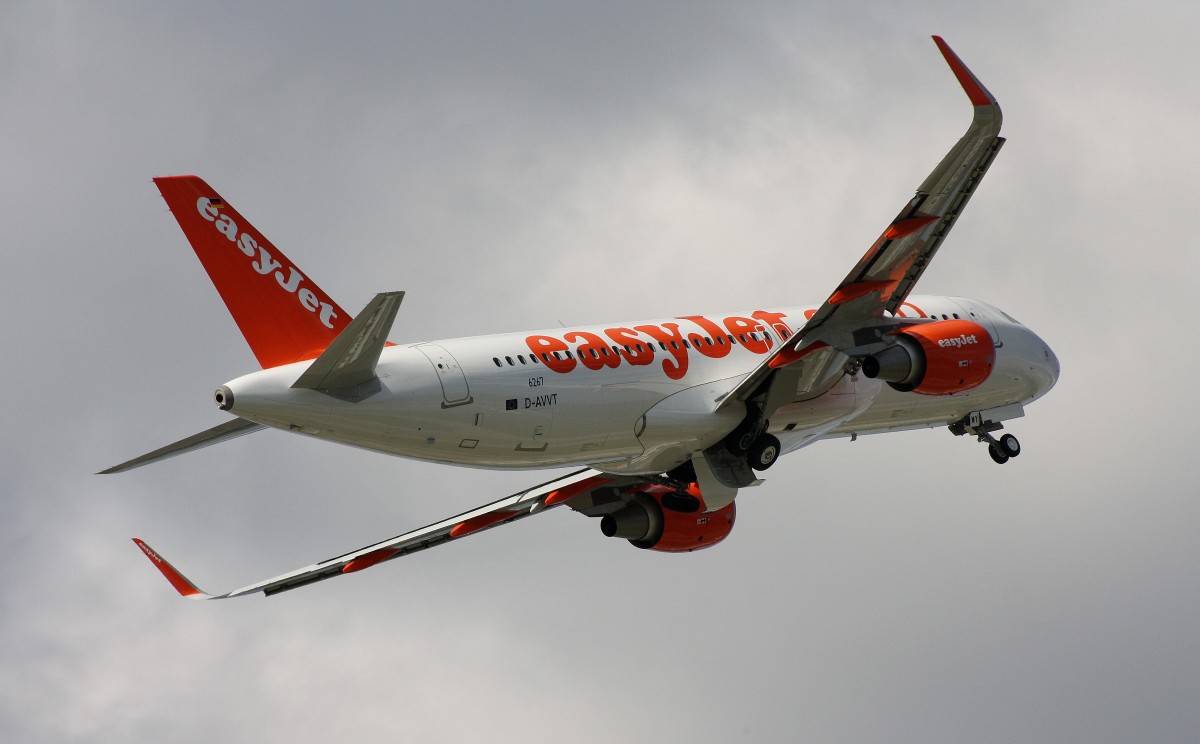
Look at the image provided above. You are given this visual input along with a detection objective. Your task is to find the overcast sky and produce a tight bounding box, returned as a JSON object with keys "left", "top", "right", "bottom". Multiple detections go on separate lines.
{"left": 4, "top": 2, "right": 1199, "bottom": 742}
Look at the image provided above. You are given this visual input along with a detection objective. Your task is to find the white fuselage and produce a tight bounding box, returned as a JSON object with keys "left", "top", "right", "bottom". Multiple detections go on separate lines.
{"left": 220, "top": 294, "right": 1059, "bottom": 476}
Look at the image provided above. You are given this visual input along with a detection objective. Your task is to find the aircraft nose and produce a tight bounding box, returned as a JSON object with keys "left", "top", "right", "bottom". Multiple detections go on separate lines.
{"left": 1045, "top": 343, "right": 1061, "bottom": 384}
{"left": 1026, "top": 328, "right": 1060, "bottom": 401}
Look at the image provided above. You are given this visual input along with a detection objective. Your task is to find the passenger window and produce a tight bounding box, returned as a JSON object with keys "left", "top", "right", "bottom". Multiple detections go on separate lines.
{"left": 493, "top": 357, "right": 502, "bottom": 367}
{"left": 505, "top": 356, "right": 514, "bottom": 366}
{"left": 518, "top": 355, "right": 527, "bottom": 364}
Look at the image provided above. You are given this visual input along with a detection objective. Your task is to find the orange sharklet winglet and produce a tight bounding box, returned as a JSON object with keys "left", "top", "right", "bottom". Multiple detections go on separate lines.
{"left": 932, "top": 36, "right": 996, "bottom": 107}
{"left": 132, "top": 538, "right": 211, "bottom": 599}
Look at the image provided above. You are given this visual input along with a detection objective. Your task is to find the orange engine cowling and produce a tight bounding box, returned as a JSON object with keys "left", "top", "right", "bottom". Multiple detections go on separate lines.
{"left": 861, "top": 319, "right": 994, "bottom": 395}
{"left": 600, "top": 486, "right": 736, "bottom": 553}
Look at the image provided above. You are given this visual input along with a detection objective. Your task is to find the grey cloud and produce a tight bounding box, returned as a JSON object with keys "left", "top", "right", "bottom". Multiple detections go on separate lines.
{"left": 3, "top": 2, "right": 1198, "bottom": 742}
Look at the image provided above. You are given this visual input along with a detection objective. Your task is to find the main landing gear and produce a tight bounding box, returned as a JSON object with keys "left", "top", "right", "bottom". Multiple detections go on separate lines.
{"left": 950, "top": 411, "right": 1022, "bottom": 464}
{"left": 724, "top": 414, "right": 781, "bottom": 472}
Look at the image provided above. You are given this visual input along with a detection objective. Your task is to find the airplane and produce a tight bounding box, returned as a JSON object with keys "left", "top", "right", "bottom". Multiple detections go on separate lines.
{"left": 107, "top": 36, "right": 1059, "bottom": 600}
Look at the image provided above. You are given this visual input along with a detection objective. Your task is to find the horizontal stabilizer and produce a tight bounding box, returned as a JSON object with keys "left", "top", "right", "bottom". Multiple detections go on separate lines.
{"left": 99, "top": 417, "right": 264, "bottom": 474}
{"left": 291, "top": 291, "right": 404, "bottom": 390}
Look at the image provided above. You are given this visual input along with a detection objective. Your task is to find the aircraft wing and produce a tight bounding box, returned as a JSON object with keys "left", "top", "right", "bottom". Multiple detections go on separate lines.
{"left": 133, "top": 469, "right": 630, "bottom": 599}
{"left": 721, "top": 36, "right": 1004, "bottom": 410}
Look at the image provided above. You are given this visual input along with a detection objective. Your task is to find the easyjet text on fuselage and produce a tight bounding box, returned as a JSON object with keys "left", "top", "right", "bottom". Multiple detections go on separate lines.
{"left": 525, "top": 310, "right": 793, "bottom": 380}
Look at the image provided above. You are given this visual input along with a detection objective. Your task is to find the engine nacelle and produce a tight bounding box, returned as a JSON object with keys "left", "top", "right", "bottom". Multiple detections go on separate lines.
{"left": 861, "top": 319, "right": 994, "bottom": 395}
{"left": 600, "top": 487, "right": 736, "bottom": 553}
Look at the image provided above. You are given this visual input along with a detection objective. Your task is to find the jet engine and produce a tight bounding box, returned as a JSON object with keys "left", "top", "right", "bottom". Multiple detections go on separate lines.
{"left": 600, "top": 489, "right": 736, "bottom": 553}
{"left": 861, "top": 319, "right": 994, "bottom": 395}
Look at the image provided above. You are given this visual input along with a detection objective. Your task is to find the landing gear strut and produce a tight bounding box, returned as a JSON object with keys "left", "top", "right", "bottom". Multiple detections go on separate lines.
{"left": 950, "top": 412, "right": 1022, "bottom": 465}
{"left": 725, "top": 416, "right": 767, "bottom": 456}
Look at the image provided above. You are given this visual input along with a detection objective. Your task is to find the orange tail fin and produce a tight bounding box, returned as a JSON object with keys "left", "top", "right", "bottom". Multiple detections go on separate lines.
{"left": 154, "top": 176, "right": 350, "bottom": 368}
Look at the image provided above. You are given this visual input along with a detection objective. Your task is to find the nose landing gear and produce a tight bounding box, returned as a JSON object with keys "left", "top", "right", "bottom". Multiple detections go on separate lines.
{"left": 987, "top": 434, "right": 1021, "bottom": 464}
{"left": 950, "top": 411, "right": 1022, "bottom": 464}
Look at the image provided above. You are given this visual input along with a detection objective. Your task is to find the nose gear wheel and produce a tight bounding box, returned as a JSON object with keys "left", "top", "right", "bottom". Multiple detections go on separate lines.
{"left": 951, "top": 412, "right": 1022, "bottom": 465}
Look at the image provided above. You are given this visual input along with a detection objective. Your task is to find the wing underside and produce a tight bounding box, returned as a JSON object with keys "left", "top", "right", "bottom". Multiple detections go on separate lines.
{"left": 722, "top": 36, "right": 1004, "bottom": 412}
{"left": 133, "top": 469, "right": 654, "bottom": 599}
